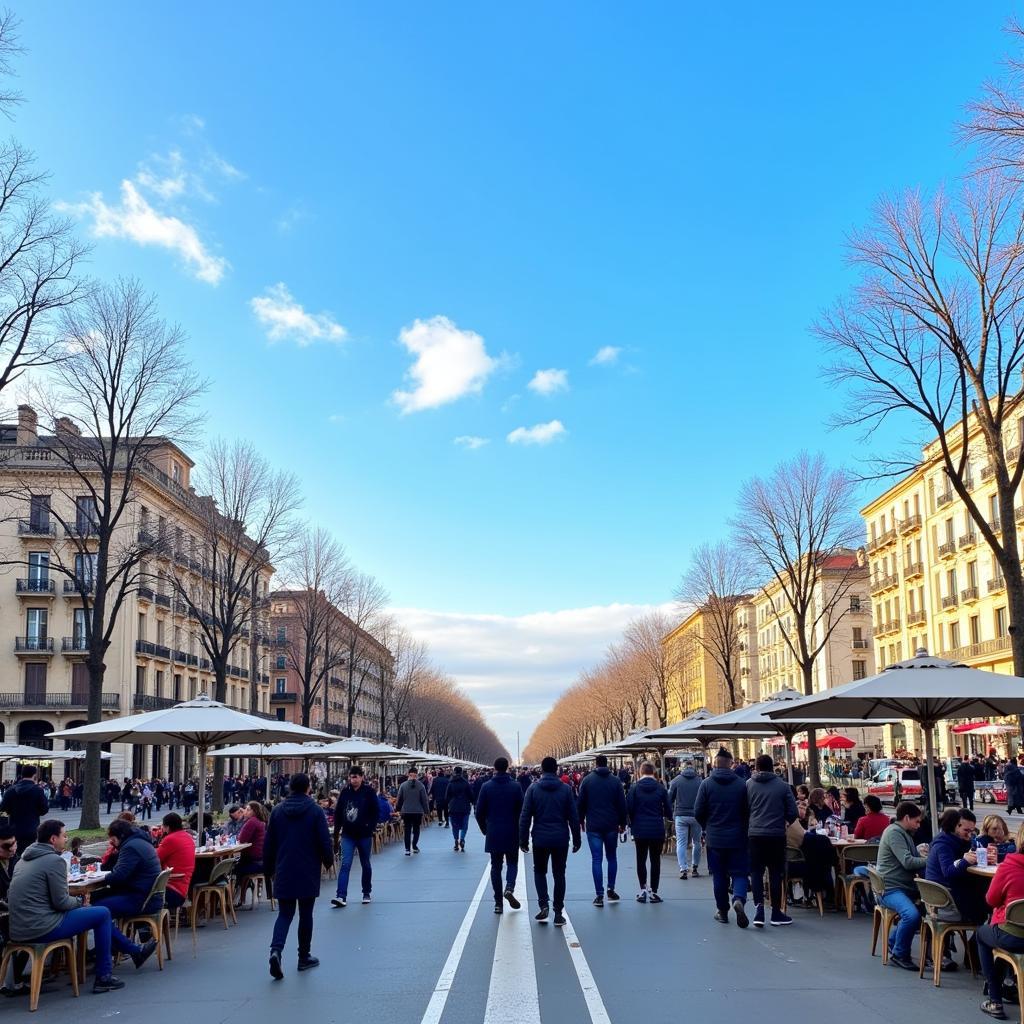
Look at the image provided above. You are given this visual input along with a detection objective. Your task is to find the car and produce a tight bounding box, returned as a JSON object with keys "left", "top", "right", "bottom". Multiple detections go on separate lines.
{"left": 867, "top": 766, "right": 921, "bottom": 804}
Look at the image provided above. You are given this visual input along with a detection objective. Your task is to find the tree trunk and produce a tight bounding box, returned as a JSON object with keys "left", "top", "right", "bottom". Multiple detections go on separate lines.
{"left": 803, "top": 663, "right": 820, "bottom": 788}
{"left": 80, "top": 655, "right": 106, "bottom": 830}
{"left": 211, "top": 668, "right": 227, "bottom": 811}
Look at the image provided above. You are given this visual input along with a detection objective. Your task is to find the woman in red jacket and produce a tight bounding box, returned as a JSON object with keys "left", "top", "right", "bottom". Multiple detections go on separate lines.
{"left": 156, "top": 812, "right": 195, "bottom": 911}
{"left": 978, "top": 821, "right": 1024, "bottom": 1019}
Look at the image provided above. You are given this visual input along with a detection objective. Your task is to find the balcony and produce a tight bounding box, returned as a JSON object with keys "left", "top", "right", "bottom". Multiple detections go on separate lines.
{"left": 961, "top": 586, "right": 980, "bottom": 604}
{"left": 989, "top": 576, "right": 1007, "bottom": 594}
{"left": 1007, "top": 445, "right": 1021, "bottom": 465}
{"left": 941, "top": 594, "right": 959, "bottom": 610}
{"left": 61, "top": 636, "right": 89, "bottom": 656}
{"left": 270, "top": 691, "right": 297, "bottom": 703}
{"left": 17, "top": 519, "right": 55, "bottom": 538}
{"left": 959, "top": 532, "right": 978, "bottom": 550}
{"left": 62, "top": 578, "right": 95, "bottom": 597}
{"left": 899, "top": 514, "right": 922, "bottom": 534}
{"left": 154, "top": 593, "right": 171, "bottom": 609}
{"left": 938, "top": 540, "right": 957, "bottom": 559}
{"left": 876, "top": 528, "right": 897, "bottom": 548}
{"left": 937, "top": 490, "right": 955, "bottom": 507}
{"left": 981, "top": 463, "right": 996, "bottom": 481}
{"left": 16, "top": 578, "right": 54, "bottom": 597}
{"left": 905, "top": 561, "right": 924, "bottom": 580}
{"left": 870, "top": 574, "right": 898, "bottom": 595}
{"left": 14, "top": 637, "right": 53, "bottom": 655}
{"left": 0, "top": 691, "right": 119, "bottom": 710}
{"left": 134, "top": 640, "right": 170, "bottom": 660}
{"left": 908, "top": 611, "right": 927, "bottom": 628}
{"left": 66, "top": 521, "right": 99, "bottom": 540}
{"left": 990, "top": 519, "right": 1003, "bottom": 535}
{"left": 137, "top": 586, "right": 154, "bottom": 604}
{"left": 1017, "top": 506, "right": 1024, "bottom": 525}
{"left": 132, "top": 693, "right": 176, "bottom": 712}
{"left": 942, "top": 635, "right": 1012, "bottom": 662}
{"left": 851, "top": 639, "right": 870, "bottom": 649}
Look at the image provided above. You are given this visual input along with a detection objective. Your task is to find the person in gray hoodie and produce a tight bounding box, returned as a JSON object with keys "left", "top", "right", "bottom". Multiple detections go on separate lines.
{"left": 668, "top": 763, "right": 703, "bottom": 879}
{"left": 395, "top": 768, "right": 430, "bottom": 855}
{"left": 746, "top": 754, "right": 798, "bottom": 928}
{"left": 9, "top": 819, "right": 155, "bottom": 994}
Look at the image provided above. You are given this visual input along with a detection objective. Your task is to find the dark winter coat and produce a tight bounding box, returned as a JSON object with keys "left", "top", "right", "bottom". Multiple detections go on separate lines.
{"left": 105, "top": 830, "right": 163, "bottom": 911}
{"left": 956, "top": 762, "right": 976, "bottom": 794}
{"left": 0, "top": 780, "right": 49, "bottom": 843}
{"left": 519, "top": 772, "right": 581, "bottom": 849}
{"left": 430, "top": 774, "right": 450, "bottom": 805}
{"left": 1006, "top": 763, "right": 1024, "bottom": 807}
{"left": 517, "top": 773, "right": 532, "bottom": 794}
{"left": 446, "top": 775, "right": 473, "bottom": 817}
{"left": 694, "top": 768, "right": 749, "bottom": 849}
{"left": 333, "top": 783, "right": 380, "bottom": 841}
{"left": 576, "top": 767, "right": 627, "bottom": 834}
{"left": 264, "top": 793, "right": 334, "bottom": 900}
{"left": 475, "top": 772, "right": 524, "bottom": 854}
{"left": 745, "top": 771, "right": 798, "bottom": 837}
{"left": 626, "top": 776, "right": 672, "bottom": 840}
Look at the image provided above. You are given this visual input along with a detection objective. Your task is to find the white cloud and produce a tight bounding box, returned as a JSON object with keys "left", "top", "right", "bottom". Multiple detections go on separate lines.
{"left": 589, "top": 345, "right": 621, "bottom": 366}
{"left": 61, "top": 180, "right": 227, "bottom": 284}
{"left": 391, "top": 601, "right": 677, "bottom": 756}
{"left": 527, "top": 368, "right": 569, "bottom": 395}
{"left": 135, "top": 150, "right": 187, "bottom": 200}
{"left": 392, "top": 316, "right": 500, "bottom": 414}
{"left": 250, "top": 283, "right": 347, "bottom": 346}
{"left": 507, "top": 420, "right": 566, "bottom": 445}
{"left": 454, "top": 435, "right": 489, "bottom": 450}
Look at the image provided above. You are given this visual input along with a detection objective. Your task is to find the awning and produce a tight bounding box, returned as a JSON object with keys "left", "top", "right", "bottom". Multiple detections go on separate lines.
{"left": 951, "top": 720, "right": 991, "bottom": 734}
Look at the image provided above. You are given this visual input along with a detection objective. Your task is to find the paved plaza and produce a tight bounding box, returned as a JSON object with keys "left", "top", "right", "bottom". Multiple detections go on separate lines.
{"left": 21, "top": 815, "right": 997, "bottom": 1024}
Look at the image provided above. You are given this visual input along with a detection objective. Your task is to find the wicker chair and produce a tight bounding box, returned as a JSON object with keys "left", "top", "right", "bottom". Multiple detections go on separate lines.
{"left": 116, "top": 867, "right": 174, "bottom": 970}
{"left": 913, "top": 878, "right": 978, "bottom": 987}
{"left": 867, "top": 866, "right": 898, "bottom": 965}
{"left": 0, "top": 937, "right": 78, "bottom": 1012}
{"left": 835, "top": 844, "right": 878, "bottom": 918}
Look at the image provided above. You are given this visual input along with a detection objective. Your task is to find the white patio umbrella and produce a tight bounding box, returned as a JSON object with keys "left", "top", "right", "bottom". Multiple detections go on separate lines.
{"left": 768, "top": 647, "right": 1024, "bottom": 832}
{"left": 48, "top": 694, "right": 334, "bottom": 847}
{"left": 318, "top": 737, "right": 409, "bottom": 760}
{"left": 209, "top": 742, "right": 330, "bottom": 760}
{"left": 0, "top": 744, "right": 113, "bottom": 763}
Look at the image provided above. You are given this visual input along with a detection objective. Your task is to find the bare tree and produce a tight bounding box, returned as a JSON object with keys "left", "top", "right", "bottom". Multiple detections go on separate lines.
{"left": 337, "top": 571, "right": 389, "bottom": 736}
{"left": 12, "top": 280, "right": 203, "bottom": 827}
{"left": 165, "top": 439, "right": 300, "bottom": 809}
{"left": 676, "top": 542, "right": 751, "bottom": 713}
{"left": 620, "top": 613, "right": 674, "bottom": 729}
{"left": 963, "top": 21, "right": 1024, "bottom": 176}
{"left": 733, "top": 453, "right": 862, "bottom": 786}
{"left": 817, "top": 178, "right": 1024, "bottom": 678}
{"left": 280, "top": 526, "right": 351, "bottom": 728}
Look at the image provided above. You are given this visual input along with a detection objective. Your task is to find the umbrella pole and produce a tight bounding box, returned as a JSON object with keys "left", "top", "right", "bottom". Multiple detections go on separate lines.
{"left": 784, "top": 733, "right": 794, "bottom": 785}
{"left": 196, "top": 743, "right": 208, "bottom": 850}
{"left": 924, "top": 724, "right": 939, "bottom": 836}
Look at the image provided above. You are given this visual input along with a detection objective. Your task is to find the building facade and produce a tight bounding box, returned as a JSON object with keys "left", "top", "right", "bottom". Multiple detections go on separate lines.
{"left": 0, "top": 405, "right": 275, "bottom": 781}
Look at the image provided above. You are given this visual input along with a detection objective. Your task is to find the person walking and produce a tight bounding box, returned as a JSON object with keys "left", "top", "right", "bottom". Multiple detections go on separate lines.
{"left": 626, "top": 762, "right": 672, "bottom": 904}
{"left": 396, "top": 768, "right": 430, "bottom": 855}
{"left": 431, "top": 770, "right": 450, "bottom": 827}
{"left": 446, "top": 767, "right": 473, "bottom": 852}
{"left": 0, "top": 766, "right": 50, "bottom": 860}
{"left": 264, "top": 773, "right": 334, "bottom": 980}
{"left": 746, "top": 754, "right": 798, "bottom": 928}
{"left": 576, "top": 754, "right": 626, "bottom": 907}
{"left": 694, "top": 747, "right": 750, "bottom": 929}
{"left": 668, "top": 761, "right": 703, "bottom": 879}
{"left": 957, "top": 759, "right": 976, "bottom": 811}
{"left": 475, "top": 757, "right": 525, "bottom": 914}
{"left": 1006, "top": 757, "right": 1024, "bottom": 816}
{"left": 519, "top": 756, "right": 580, "bottom": 927}
{"left": 331, "top": 766, "right": 380, "bottom": 908}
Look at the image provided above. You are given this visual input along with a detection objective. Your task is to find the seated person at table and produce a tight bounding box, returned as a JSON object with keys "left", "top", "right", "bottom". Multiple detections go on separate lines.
{"left": 785, "top": 816, "right": 838, "bottom": 907}
{"left": 976, "top": 814, "right": 1017, "bottom": 862}
{"left": 234, "top": 801, "right": 267, "bottom": 886}
{"left": 825, "top": 787, "right": 843, "bottom": 816}
{"left": 93, "top": 819, "right": 163, "bottom": 918}
{"left": 807, "top": 788, "right": 835, "bottom": 827}
{"left": 221, "top": 805, "right": 245, "bottom": 839}
{"left": 187, "top": 811, "right": 214, "bottom": 836}
{"left": 854, "top": 795, "right": 890, "bottom": 841}
{"left": 371, "top": 782, "right": 393, "bottom": 825}
{"left": 842, "top": 788, "right": 866, "bottom": 830}
{"left": 156, "top": 813, "right": 194, "bottom": 912}
{"left": 9, "top": 819, "right": 156, "bottom": 994}
{"left": 925, "top": 808, "right": 985, "bottom": 938}
{"left": 876, "top": 802, "right": 929, "bottom": 971}
{"left": 977, "top": 820, "right": 1024, "bottom": 1020}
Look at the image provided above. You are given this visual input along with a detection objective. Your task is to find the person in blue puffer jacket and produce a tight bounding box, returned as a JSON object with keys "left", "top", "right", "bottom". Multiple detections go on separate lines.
{"left": 925, "top": 807, "right": 986, "bottom": 928}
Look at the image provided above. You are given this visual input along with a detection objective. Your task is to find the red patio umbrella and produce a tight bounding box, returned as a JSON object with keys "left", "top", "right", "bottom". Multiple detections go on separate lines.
{"left": 817, "top": 733, "right": 856, "bottom": 750}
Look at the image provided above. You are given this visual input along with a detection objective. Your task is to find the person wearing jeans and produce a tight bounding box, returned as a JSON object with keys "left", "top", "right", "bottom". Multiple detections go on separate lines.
{"left": 332, "top": 766, "right": 380, "bottom": 905}
{"left": 626, "top": 762, "right": 672, "bottom": 903}
{"left": 668, "top": 763, "right": 703, "bottom": 878}
{"left": 475, "top": 758, "right": 525, "bottom": 914}
{"left": 396, "top": 768, "right": 430, "bottom": 855}
{"left": 745, "top": 755, "right": 798, "bottom": 927}
{"left": 976, "top": 824, "right": 1024, "bottom": 1018}
{"left": 446, "top": 767, "right": 473, "bottom": 852}
{"left": 577, "top": 754, "right": 627, "bottom": 906}
{"left": 875, "top": 802, "right": 928, "bottom": 969}
{"left": 337, "top": 836, "right": 373, "bottom": 901}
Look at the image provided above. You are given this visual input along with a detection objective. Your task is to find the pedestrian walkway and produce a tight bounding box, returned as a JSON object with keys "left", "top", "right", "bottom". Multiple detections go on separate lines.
{"left": 43, "top": 814, "right": 999, "bottom": 1024}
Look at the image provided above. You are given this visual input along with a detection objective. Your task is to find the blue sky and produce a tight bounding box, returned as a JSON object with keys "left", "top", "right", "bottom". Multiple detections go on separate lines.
{"left": 10, "top": 4, "right": 1015, "bottom": 751}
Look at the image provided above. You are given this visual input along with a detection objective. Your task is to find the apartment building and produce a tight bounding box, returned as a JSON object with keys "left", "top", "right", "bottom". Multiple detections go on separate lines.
{"left": 861, "top": 420, "right": 1024, "bottom": 758}
{"left": 0, "top": 406, "right": 275, "bottom": 780}
{"left": 267, "top": 590, "right": 394, "bottom": 740}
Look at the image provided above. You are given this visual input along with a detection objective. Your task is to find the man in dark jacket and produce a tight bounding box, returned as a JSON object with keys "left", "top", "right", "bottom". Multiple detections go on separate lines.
{"left": 331, "top": 766, "right": 380, "bottom": 907}
{"left": 746, "top": 754, "right": 798, "bottom": 928}
{"left": 264, "top": 773, "right": 333, "bottom": 979}
{"left": 1, "top": 766, "right": 50, "bottom": 858}
{"left": 668, "top": 764, "right": 703, "bottom": 879}
{"left": 577, "top": 754, "right": 627, "bottom": 906}
{"left": 446, "top": 767, "right": 473, "bottom": 852}
{"left": 519, "top": 756, "right": 580, "bottom": 927}
{"left": 430, "top": 770, "right": 451, "bottom": 827}
{"left": 957, "top": 760, "right": 976, "bottom": 810}
{"left": 1006, "top": 756, "right": 1024, "bottom": 815}
{"left": 93, "top": 819, "right": 163, "bottom": 917}
{"left": 694, "top": 748, "right": 750, "bottom": 928}
{"left": 626, "top": 763, "right": 672, "bottom": 903}
{"left": 475, "top": 757, "right": 525, "bottom": 913}
{"left": 517, "top": 769, "right": 533, "bottom": 794}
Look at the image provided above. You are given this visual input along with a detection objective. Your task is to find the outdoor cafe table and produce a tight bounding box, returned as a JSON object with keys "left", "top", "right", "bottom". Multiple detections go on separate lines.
{"left": 195, "top": 842, "right": 251, "bottom": 860}
{"left": 968, "top": 864, "right": 999, "bottom": 878}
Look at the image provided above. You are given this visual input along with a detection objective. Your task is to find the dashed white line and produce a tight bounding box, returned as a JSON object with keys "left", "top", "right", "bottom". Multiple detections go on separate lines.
{"left": 559, "top": 910, "right": 612, "bottom": 1024}
{"left": 484, "top": 870, "right": 540, "bottom": 1024}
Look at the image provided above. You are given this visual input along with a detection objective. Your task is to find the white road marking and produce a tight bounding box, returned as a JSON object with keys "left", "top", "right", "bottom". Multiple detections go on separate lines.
{"left": 484, "top": 869, "right": 540, "bottom": 1024}
{"left": 418, "top": 862, "right": 491, "bottom": 1024}
{"left": 559, "top": 910, "right": 612, "bottom": 1024}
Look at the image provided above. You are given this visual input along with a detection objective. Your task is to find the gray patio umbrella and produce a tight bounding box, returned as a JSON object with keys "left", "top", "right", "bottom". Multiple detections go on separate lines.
{"left": 49, "top": 695, "right": 334, "bottom": 847}
{"left": 767, "top": 648, "right": 1024, "bottom": 832}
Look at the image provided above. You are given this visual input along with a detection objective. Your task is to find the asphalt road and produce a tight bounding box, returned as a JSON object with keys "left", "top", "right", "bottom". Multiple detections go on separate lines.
{"left": 30, "top": 812, "right": 1003, "bottom": 1024}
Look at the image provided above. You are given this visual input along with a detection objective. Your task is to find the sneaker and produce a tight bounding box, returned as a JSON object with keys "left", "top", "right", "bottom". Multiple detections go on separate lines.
{"left": 981, "top": 999, "right": 1008, "bottom": 1020}
{"left": 753, "top": 904, "right": 765, "bottom": 928}
{"left": 405, "top": 850, "right": 411, "bottom": 856}
{"left": 732, "top": 899, "right": 748, "bottom": 928}
{"left": 691, "top": 867, "right": 700, "bottom": 877}
{"left": 554, "top": 911, "right": 566, "bottom": 927}
{"left": 297, "top": 955, "right": 320, "bottom": 972}
{"left": 714, "top": 910, "right": 729, "bottom": 923}
{"left": 504, "top": 889, "right": 521, "bottom": 910}
{"left": 889, "top": 954, "right": 918, "bottom": 971}
{"left": 413, "top": 846, "right": 420, "bottom": 854}
{"left": 769, "top": 909, "right": 793, "bottom": 927}
{"left": 269, "top": 950, "right": 283, "bottom": 980}
{"left": 454, "top": 842, "right": 460, "bottom": 852}
{"left": 636, "top": 890, "right": 648, "bottom": 904}
{"left": 131, "top": 939, "right": 158, "bottom": 969}
{"left": 494, "top": 902, "right": 503, "bottom": 914}
{"left": 93, "top": 975, "right": 126, "bottom": 993}
{"left": 459, "top": 840, "right": 465, "bottom": 851}
{"left": 649, "top": 892, "right": 663, "bottom": 904}
{"left": 331, "top": 897, "right": 346, "bottom": 908}
{"left": 679, "top": 869, "right": 688, "bottom": 880}
{"left": 362, "top": 893, "right": 372, "bottom": 904}
{"left": 535, "top": 904, "right": 550, "bottom": 923}
{"left": 606, "top": 888, "right": 620, "bottom": 902}
{"left": 593, "top": 895, "right": 604, "bottom": 908}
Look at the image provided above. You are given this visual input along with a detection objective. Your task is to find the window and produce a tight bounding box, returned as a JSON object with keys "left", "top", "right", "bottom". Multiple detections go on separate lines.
{"left": 171, "top": 461, "right": 182, "bottom": 485}
{"left": 73, "top": 608, "right": 86, "bottom": 645}
{"left": 136, "top": 666, "right": 146, "bottom": 696}
{"left": 849, "top": 596, "right": 861, "bottom": 613}
{"left": 276, "top": 626, "right": 287, "bottom": 642}
{"left": 275, "top": 678, "right": 286, "bottom": 694}
{"left": 949, "top": 621, "right": 960, "bottom": 650}
{"left": 74, "top": 552, "right": 96, "bottom": 588}
{"left": 173, "top": 674, "right": 182, "bottom": 701}
{"left": 27, "top": 551, "right": 48, "bottom": 586}
{"left": 25, "top": 608, "right": 47, "bottom": 643}
{"left": 155, "top": 670, "right": 164, "bottom": 699}
{"left": 852, "top": 660, "right": 867, "bottom": 680}
{"left": 970, "top": 615, "right": 981, "bottom": 645}
{"left": 276, "top": 655, "right": 286, "bottom": 670}
{"left": 997, "top": 606, "right": 1009, "bottom": 638}
{"left": 968, "top": 560, "right": 978, "bottom": 587}
{"left": 276, "top": 708, "right": 286, "bottom": 721}
{"left": 75, "top": 496, "right": 98, "bottom": 534}
{"left": 71, "top": 663, "right": 88, "bottom": 704}
{"left": 29, "top": 493, "right": 49, "bottom": 529}
{"left": 25, "top": 663, "right": 46, "bottom": 703}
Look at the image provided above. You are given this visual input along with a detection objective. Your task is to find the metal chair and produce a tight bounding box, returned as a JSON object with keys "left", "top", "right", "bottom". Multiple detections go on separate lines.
{"left": 993, "top": 899, "right": 1024, "bottom": 1024}
{"left": 0, "top": 937, "right": 78, "bottom": 1012}
{"left": 116, "top": 868, "right": 174, "bottom": 969}
{"left": 236, "top": 872, "right": 274, "bottom": 910}
{"left": 867, "top": 866, "right": 898, "bottom": 965}
{"left": 836, "top": 844, "right": 878, "bottom": 918}
{"left": 190, "top": 858, "right": 238, "bottom": 941}
{"left": 914, "top": 878, "right": 978, "bottom": 987}
{"left": 783, "top": 847, "right": 823, "bottom": 916}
